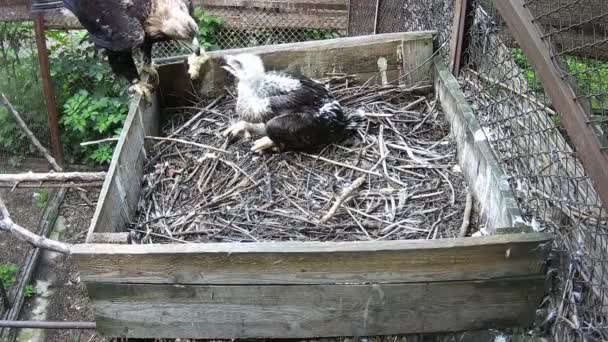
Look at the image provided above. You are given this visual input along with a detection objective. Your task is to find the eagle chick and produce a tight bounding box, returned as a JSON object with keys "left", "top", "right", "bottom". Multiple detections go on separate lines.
{"left": 221, "top": 53, "right": 366, "bottom": 153}
{"left": 62, "top": 0, "right": 209, "bottom": 102}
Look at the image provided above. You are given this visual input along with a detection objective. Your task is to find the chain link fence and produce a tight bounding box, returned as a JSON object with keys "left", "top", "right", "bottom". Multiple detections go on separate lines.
{"left": 459, "top": 1, "right": 608, "bottom": 340}
{"left": 0, "top": 20, "right": 52, "bottom": 170}
{"left": 526, "top": 0, "right": 608, "bottom": 144}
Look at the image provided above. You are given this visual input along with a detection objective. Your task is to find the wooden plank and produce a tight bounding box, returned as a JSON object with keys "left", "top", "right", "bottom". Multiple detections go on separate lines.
{"left": 72, "top": 233, "right": 550, "bottom": 284}
{"left": 435, "top": 61, "right": 529, "bottom": 233}
{"left": 88, "top": 233, "right": 130, "bottom": 244}
{"left": 88, "top": 276, "right": 545, "bottom": 339}
{"left": 493, "top": 0, "right": 608, "bottom": 208}
{"left": 401, "top": 36, "right": 434, "bottom": 86}
{"left": 87, "top": 89, "right": 159, "bottom": 238}
{"left": 191, "top": 31, "right": 435, "bottom": 97}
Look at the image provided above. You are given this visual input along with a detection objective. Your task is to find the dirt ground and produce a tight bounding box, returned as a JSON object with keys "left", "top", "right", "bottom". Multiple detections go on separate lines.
{"left": 21, "top": 189, "right": 104, "bottom": 342}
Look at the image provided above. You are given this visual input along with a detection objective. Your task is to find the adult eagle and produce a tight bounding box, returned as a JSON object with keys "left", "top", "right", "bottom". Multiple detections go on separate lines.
{"left": 62, "top": 0, "right": 209, "bottom": 101}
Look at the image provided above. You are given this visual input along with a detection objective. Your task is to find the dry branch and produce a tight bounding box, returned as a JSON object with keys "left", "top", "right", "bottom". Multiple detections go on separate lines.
{"left": 0, "top": 195, "right": 71, "bottom": 254}
{"left": 0, "top": 181, "right": 104, "bottom": 189}
{"left": 458, "top": 192, "right": 474, "bottom": 237}
{"left": 320, "top": 176, "right": 366, "bottom": 224}
{"left": 129, "top": 76, "right": 471, "bottom": 244}
{"left": 0, "top": 93, "right": 100, "bottom": 205}
{"left": 0, "top": 172, "right": 106, "bottom": 183}
{"left": 0, "top": 93, "right": 61, "bottom": 170}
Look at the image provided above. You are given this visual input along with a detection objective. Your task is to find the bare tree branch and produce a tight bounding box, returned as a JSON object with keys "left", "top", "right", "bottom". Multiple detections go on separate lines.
{"left": 0, "top": 194, "right": 71, "bottom": 254}
{"left": 0, "top": 93, "right": 100, "bottom": 207}
{"left": 0, "top": 172, "right": 106, "bottom": 183}
{"left": 0, "top": 93, "right": 61, "bottom": 171}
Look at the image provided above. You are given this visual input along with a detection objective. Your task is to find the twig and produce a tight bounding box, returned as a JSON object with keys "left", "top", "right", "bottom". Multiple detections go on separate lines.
{"left": 1, "top": 93, "right": 97, "bottom": 207}
{"left": 146, "top": 136, "right": 230, "bottom": 154}
{"left": 0, "top": 181, "right": 104, "bottom": 189}
{"left": 0, "top": 194, "right": 71, "bottom": 254}
{"left": 320, "top": 176, "right": 366, "bottom": 224}
{"left": 80, "top": 137, "right": 119, "bottom": 147}
{"left": 0, "top": 93, "right": 61, "bottom": 170}
{"left": 458, "top": 193, "right": 474, "bottom": 237}
{"left": 303, "top": 154, "right": 381, "bottom": 177}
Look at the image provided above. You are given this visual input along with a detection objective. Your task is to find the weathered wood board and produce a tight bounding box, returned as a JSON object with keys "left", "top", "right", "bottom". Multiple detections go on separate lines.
{"left": 159, "top": 31, "right": 435, "bottom": 104}
{"left": 86, "top": 93, "right": 159, "bottom": 238}
{"left": 89, "top": 276, "right": 544, "bottom": 339}
{"left": 72, "top": 233, "right": 549, "bottom": 285}
{"left": 435, "top": 60, "right": 529, "bottom": 234}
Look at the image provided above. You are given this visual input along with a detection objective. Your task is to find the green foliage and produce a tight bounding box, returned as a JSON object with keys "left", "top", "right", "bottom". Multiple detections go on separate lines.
{"left": 35, "top": 190, "right": 50, "bottom": 209}
{"left": 24, "top": 284, "right": 37, "bottom": 298}
{"left": 193, "top": 9, "right": 224, "bottom": 51}
{"left": 0, "top": 263, "right": 18, "bottom": 288}
{"left": 46, "top": 30, "right": 127, "bottom": 165}
{"left": 512, "top": 47, "right": 608, "bottom": 128}
{"left": 61, "top": 90, "right": 127, "bottom": 165}
{"left": 511, "top": 48, "right": 542, "bottom": 92}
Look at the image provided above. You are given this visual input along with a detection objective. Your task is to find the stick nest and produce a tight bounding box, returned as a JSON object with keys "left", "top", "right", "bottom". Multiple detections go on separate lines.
{"left": 130, "top": 76, "right": 473, "bottom": 244}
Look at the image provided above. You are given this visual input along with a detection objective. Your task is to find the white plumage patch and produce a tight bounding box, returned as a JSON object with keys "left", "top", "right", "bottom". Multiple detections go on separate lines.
{"left": 261, "top": 73, "right": 301, "bottom": 94}
{"left": 318, "top": 100, "right": 341, "bottom": 118}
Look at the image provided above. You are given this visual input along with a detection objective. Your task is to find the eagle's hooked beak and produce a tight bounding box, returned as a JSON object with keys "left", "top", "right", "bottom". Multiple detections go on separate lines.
{"left": 192, "top": 37, "right": 201, "bottom": 56}
{"left": 220, "top": 56, "right": 237, "bottom": 77}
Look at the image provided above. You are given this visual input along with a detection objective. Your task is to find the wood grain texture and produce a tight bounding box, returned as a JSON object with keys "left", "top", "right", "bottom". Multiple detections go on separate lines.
{"left": 87, "top": 90, "right": 159, "bottom": 238}
{"left": 89, "top": 276, "right": 545, "bottom": 339}
{"left": 435, "top": 61, "right": 528, "bottom": 233}
{"left": 192, "top": 31, "right": 435, "bottom": 97}
{"left": 72, "top": 233, "right": 550, "bottom": 284}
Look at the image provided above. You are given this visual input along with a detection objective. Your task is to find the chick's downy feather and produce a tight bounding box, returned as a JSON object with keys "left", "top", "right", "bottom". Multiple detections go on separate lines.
{"left": 224, "top": 53, "right": 366, "bottom": 151}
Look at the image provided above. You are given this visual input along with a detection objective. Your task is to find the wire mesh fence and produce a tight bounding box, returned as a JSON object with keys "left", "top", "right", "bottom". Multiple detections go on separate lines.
{"left": 0, "top": 20, "right": 52, "bottom": 170}
{"left": 525, "top": 0, "right": 608, "bottom": 144}
{"left": 458, "top": 1, "right": 608, "bottom": 340}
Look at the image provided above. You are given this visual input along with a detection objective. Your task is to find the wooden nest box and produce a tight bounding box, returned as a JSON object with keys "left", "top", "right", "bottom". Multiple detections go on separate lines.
{"left": 72, "top": 31, "right": 551, "bottom": 339}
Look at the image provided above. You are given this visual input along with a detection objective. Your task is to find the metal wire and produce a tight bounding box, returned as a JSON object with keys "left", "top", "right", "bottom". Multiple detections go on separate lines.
{"left": 0, "top": 20, "right": 52, "bottom": 168}
{"left": 461, "top": 1, "right": 608, "bottom": 340}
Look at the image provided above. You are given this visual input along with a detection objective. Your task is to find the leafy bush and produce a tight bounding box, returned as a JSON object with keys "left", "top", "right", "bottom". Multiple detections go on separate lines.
{"left": 24, "top": 284, "right": 37, "bottom": 298}
{"left": 61, "top": 89, "right": 128, "bottom": 165}
{"left": 193, "top": 8, "right": 224, "bottom": 51}
{"left": 0, "top": 263, "right": 18, "bottom": 288}
{"left": 45, "top": 30, "right": 128, "bottom": 165}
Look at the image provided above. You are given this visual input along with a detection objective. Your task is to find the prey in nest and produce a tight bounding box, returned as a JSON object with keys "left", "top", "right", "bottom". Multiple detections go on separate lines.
{"left": 130, "top": 73, "right": 474, "bottom": 244}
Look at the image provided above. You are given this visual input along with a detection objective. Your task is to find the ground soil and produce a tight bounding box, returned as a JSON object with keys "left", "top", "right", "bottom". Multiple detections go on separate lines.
{"left": 22, "top": 189, "right": 105, "bottom": 342}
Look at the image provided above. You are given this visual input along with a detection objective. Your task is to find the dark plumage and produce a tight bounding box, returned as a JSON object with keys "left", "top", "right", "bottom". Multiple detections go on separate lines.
{"left": 221, "top": 53, "right": 366, "bottom": 153}
{"left": 62, "top": 0, "right": 208, "bottom": 101}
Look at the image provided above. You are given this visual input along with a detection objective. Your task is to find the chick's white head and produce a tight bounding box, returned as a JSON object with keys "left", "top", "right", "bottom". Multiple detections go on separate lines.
{"left": 221, "top": 53, "right": 265, "bottom": 82}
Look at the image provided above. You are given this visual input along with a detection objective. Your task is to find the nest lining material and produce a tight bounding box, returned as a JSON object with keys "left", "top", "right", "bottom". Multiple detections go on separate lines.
{"left": 130, "top": 76, "right": 473, "bottom": 244}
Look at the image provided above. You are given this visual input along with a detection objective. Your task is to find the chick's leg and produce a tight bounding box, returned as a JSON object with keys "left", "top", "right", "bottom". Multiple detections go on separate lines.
{"left": 223, "top": 121, "right": 266, "bottom": 140}
{"left": 251, "top": 136, "right": 278, "bottom": 153}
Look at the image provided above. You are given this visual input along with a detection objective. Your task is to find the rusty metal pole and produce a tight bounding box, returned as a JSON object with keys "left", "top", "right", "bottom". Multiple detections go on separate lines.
{"left": 33, "top": 15, "right": 64, "bottom": 165}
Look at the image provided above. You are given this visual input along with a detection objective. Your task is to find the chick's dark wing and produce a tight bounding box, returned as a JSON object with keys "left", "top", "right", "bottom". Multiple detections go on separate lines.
{"left": 263, "top": 73, "right": 331, "bottom": 115}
